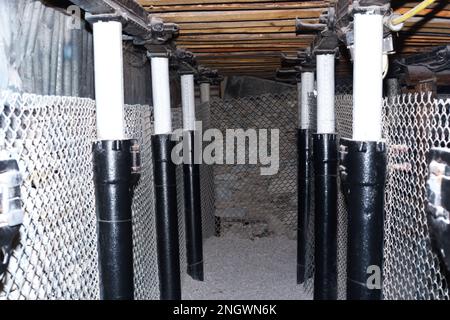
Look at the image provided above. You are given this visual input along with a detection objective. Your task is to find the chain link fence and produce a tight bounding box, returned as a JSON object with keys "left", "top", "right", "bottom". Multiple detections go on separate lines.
{"left": 334, "top": 92, "right": 450, "bottom": 300}
{"left": 197, "top": 102, "right": 216, "bottom": 240}
{"left": 335, "top": 93, "right": 353, "bottom": 300}
{"left": 172, "top": 108, "right": 188, "bottom": 285}
{"left": 0, "top": 91, "right": 218, "bottom": 300}
{"left": 124, "top": 104, "right": 159, "bottom": 300}
{"left": 210, "top": 92, "right": 298, "bottom": 239}
{"left": 0, "top": 91, "right": 99, "bottom": 299}
{"left": 382, "top": 93, "right": 450, "bottom": 300}
{"left": 302, "top": 93, "right": 317, "bottom": 296}
{"left": 1, "top": 87, "right": 448, "bottom": 300}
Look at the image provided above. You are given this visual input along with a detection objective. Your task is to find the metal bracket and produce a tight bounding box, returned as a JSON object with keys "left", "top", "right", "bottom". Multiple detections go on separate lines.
{"left": 346, "top": 33, "right": 395, "bottom": 61}
{"left": 73, "top": 0, "right": 179, "bottom": 45}
{"left": 170, "top": 49, "right": 198, "bottom": 75}
{"left": 276, "top": 47, "right": 316, "bottom": 83}
{"left": 130, "top": 139, "right": 141, "bottom": 187}
{"left": 196, "top": 67, "right": 224, "bottom": 85}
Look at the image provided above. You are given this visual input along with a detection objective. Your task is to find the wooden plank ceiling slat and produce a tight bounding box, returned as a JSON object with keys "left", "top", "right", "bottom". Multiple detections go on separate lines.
{"left": 137, "top": 0, "right": 450, "bottom": 79}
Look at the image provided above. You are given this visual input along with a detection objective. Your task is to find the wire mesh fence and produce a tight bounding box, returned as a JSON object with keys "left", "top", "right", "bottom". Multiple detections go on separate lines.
{"left": 382, "top": 93, "right": 450, "bottom": 300}
{"left": 0, "top": 91, "right": 218, "bottom": 300}
{"left": 197, "top": 102, "right": 216, "bottom": 240}
{"left": 210, "top": 92, "right": 298, "bottom": 239}
{"left": 334, "top": 93, "right": 353, "bottom": 300}
{"left": 1, "top": 87, "right": 448, "bottom": 301}
{"left": 302, "top": 93, "right": 317, "bottom": 296}
{"left": 0, "top": 91, "right": 99, "bottom": 299}
{"left": 334, "top": 92, "right": 450, "bottom": 300}
{"left": 172, "top": 108, "right": 188, "bottom": 285}
{"left": 124, "top": 104, "right": 159, "bottom": 300}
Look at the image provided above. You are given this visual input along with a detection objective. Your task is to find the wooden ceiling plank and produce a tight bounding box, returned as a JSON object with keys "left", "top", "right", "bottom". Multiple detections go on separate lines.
{"left": 178, "top": 32, "right": 311, "bottom": 39}
{"left": 145, "top": 1, "right": 328, "bottom": 13}
{"left": 139, "top": 0, "right": 312, "bottom": 6}
{"left": 177, "top": 19, "right": 316, "bottom": 29}
{"left": 180, "top": 26, "right": 296, "bottom": 34}
{"left": 152, "top": 8, "right": 324, "bottom": 23}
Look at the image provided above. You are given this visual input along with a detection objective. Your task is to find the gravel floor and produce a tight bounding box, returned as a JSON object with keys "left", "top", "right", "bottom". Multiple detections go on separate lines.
{"left": 182, "top": 235, "right": 311, "bottom": 300}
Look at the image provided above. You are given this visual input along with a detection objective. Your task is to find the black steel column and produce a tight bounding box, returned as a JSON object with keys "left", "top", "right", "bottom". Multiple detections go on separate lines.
{"left": 313, "top": 134, "right": 338, "bottom": 300}
{"left": 340, "top": 139, "right": 386, "bottom": 300}
{"left": 152, "top": 134, "right": 181, "bottom": 300}
{"left": 183, "top": 130, "right": 204, "bottom": 281}
{"left": 297, "top": 129, "right": 313, "bottom": 284}
{"left": 93, "top": 139, "right": 138, "bottom": 300}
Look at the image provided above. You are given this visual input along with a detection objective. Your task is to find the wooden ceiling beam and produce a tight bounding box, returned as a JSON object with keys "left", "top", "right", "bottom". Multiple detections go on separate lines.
{"left": 139, "top": 1, "right": 450, "bottom": 77}
{"left": 177, "top": 19, "right": 315, "bottom": 30}
{"left": 139, "top": 0, "right": 314, "bottom": 6}
{"left": 144, "top": 1, "right": 328, "bottom": 13}
{"left": 153, "top": 8, "right": 324, "bottom": 23}
{"left": 177, "top": 32, "right": 310, "bottom": 41}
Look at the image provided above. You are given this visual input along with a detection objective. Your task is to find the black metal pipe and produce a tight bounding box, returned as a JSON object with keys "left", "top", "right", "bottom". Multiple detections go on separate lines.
{"left": 339, "top": 139, "right": 386, "bottom": 300}
{"left": 152, "top": 134, "right": 181, "bottom": 300}
{"left": 313, "top": 133, "right": 338, "bottom": 300}
{"left": 93, "top": 139, "right": 137, "bottom": 300}
{"left": 183, "top": 130, "right": 204, "bottom": 281}
{"left": 297, "top": 129, "right": 313, "bottom": 284}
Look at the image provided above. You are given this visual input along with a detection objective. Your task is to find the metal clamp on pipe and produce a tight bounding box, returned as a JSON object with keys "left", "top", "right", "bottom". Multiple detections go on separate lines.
{"left": 0, "top": 158, "right": 23, "bottom": 279}
{"left": 196, "top": 66, "right": 223, "bottom": 86}
{"left": 426, "top": 148, "right": 450, "bottom": 274}
{"left": 93, "top": 139, "right": 140, "bottom": 300}
{"left": 339, "top": 139, "right": 386, "bottom": 300}
{"left": 73, "top": 0, "right": 179, "bottom": 44}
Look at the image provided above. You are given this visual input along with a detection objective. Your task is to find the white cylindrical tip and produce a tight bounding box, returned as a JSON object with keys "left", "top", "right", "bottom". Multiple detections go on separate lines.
{"left": 353, "top": 13, "right": 383, "bottom": 141}
{"left": 200, "top": 82, "right": 210, "bottom": 103}
{"left": 316, "top": 54, "right": 335, "bottom": 134}
{"left": 181, "top": 74, "right": 196, "bottom": 131}
{"left": 93, "top": 21, "right": 125, "bottom": 140}
{"left": 151, "top": 57, "right": 172, "bottom": 135}
{"left": 299, "top": 71, "right": 315, "bottom": 129}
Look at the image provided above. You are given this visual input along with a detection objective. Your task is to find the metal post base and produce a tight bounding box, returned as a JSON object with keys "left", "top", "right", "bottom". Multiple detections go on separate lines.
{"left": 340, "top": 138, "right": 386, "bottom": 300}
{"left": 93, "top": 139, "right": 139, "bottom": 300}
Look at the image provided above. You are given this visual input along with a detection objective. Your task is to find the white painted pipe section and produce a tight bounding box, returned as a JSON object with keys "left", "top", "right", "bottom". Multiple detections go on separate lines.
{"left": 200, "top": 82, "right": 210, "bottom": 103}
{"left": 151, "top": 57, "right": 172, "bottom": 135}
{"left": 181, "top": 74, "right": 196, "bottom": 131}
{"left": 93, "top": 21, "right": 125, "bottom": 140}
{"left": 316, "top": 54, "right": 335, "bottom": 134}
{"left": 299, "top": 71, "right": 315, "bottom": 129}
{"left": 353, "top": 13, "right": 384, "bottom": 141}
